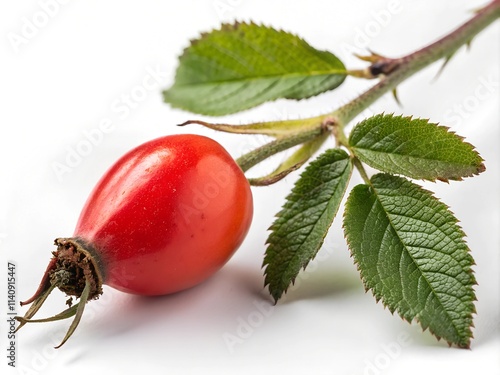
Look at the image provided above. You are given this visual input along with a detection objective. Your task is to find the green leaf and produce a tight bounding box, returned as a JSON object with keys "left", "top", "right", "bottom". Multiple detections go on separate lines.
{"left": 348, "top": 113, "right": 485, "bottom": 181}
{"left": 343, "top": 173, "right": 476, "bottom": 348}
{"left": 163, "top": 22, "right": 346, "bottom": 116}
{"left": 264, "top": 149, "right": 352, "bottom": 302}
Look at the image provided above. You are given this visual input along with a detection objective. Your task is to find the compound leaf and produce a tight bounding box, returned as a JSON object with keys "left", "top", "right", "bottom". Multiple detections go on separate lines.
{"left": 349, "top": 113, "right": 485, "bottom": 181}
{"left": 164, "top": 22, "right": 346, "bottom": 116}
{"left": 264, "top": 149, "right": 352, "bottom": 302}
{"left": 343, "top": 173, "right": 476, "bottom": 348}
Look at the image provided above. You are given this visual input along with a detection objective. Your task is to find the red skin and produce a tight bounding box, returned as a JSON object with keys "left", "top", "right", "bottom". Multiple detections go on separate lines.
{"left": 74, "top": 134, "right": 253, "bottom": 295}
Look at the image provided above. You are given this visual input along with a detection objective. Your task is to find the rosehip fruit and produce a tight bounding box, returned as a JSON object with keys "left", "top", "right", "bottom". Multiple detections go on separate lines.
{"left": 16, "top": 134, "right": 253, "bottom": 347}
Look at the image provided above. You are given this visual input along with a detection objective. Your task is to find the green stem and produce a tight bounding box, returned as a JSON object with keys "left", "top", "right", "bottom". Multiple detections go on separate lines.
{"left": 236, "top": 127, "right": 326, "bottom": 172}
{"left": 352, "top": 157, "right": 371, "bottom": 184}
{"left": 332, "top": 0, "right": 500, "bottom": 128}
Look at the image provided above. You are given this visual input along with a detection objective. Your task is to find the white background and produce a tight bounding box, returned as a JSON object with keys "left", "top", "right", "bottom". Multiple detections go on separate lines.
{"left": 1, "top": 1, "right": 499, "bottom": 374}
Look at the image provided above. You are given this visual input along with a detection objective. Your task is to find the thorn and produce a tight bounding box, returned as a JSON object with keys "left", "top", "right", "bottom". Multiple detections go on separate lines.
{"left": 354, "top": 49, "right": 386, "bottom": 63}
{"left": 466, "top": 39, "right": 473, "bottom": 50}
{"left": 391, "top": 88, "right": 402, "bottom": 107}
{"left": 432, "top": 54, "right": 454, "bottom": 82}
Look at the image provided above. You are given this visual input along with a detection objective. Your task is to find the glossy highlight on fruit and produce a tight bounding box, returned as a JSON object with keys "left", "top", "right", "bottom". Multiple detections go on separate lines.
{"left": 16, "top": 134, "right": 253, "bottom": 347}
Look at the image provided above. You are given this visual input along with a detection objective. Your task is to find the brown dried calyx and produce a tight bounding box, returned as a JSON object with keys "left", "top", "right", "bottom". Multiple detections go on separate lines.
{"left": 50, "top": 238, "right": 103, "bottom": 301}
{"left": 14, "top": 237, "right": 104, "bottom": 348}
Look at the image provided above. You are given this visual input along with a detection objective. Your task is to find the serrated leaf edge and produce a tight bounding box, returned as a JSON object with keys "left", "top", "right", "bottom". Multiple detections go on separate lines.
{"left": 343, "top": 175, "right": 477, "bottom": 348}
{"left": 163, "top": 21, "right": 346, "bottom": 115}
{"left": 263, "top": 150, "right": 352, "bottom": 302}
{"left": 349, "top": 112, "right": 486, "bottom": 182}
